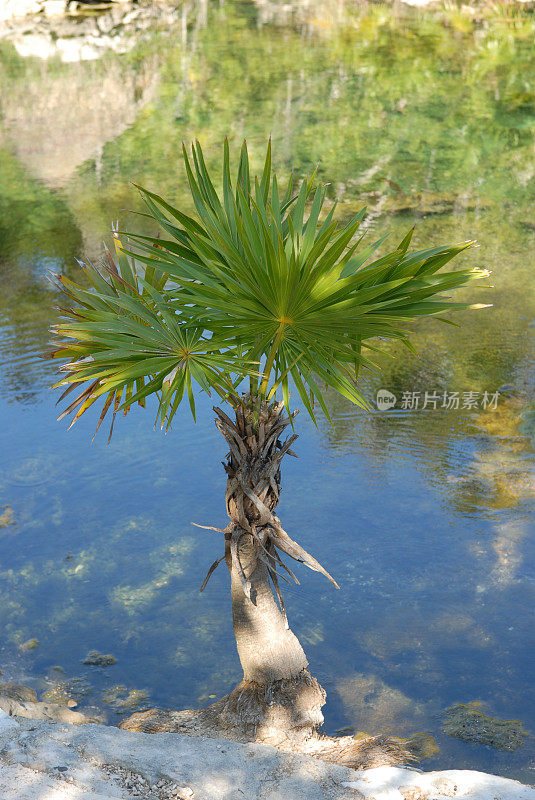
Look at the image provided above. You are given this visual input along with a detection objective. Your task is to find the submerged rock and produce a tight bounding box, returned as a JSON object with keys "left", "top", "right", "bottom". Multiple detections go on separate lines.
{"left": 0, "top": 506, "right": 14, "bottom": 529}
{"left": 406, "top": 731, "right": 439, "bottom": 760}
{"left": 41, "top": 676, "right": 91, "bottom": 707}
{"left": 382, "top": 190, "right": 488, "bottom": 217}
{"left": 0, "top": 683, "right": 37, "bottom": 703}
{"left": 83, "top": 649, "right": 117, "bottom": 666}
{"left": 103, "top": 685, "right": 150, "bottom": 714}
{"left": 19, "top": 638, "right": 39, "bottom": 651}
{"left": 335, "top": 672, "right": 429, "bottom": 735}
{"left": 0, "top": 682, "right": 97, "bottom": 724}
{"left": 442, "top": 702, "right": 528, "bottom": 751}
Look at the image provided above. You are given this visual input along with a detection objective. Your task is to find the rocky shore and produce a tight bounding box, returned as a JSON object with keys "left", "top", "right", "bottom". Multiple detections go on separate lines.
{"left": 1, "top": 708, "right": 534, "bottom": 800}
{"left": 0, "top": 0, "right": 171, "bottom": 24}
{"left": 0, "top": 0, "right": 182, "bottom": 62}
{"left": 2, "top": 0, "right": 534, "bottom": 66}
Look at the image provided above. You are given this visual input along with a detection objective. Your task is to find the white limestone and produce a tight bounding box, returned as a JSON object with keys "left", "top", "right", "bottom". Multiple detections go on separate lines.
{"left": 342, "top": 765, "right": 535, "bottom": 799}
{"left": 1, "top": 710, "right": 534, "bottom": 800}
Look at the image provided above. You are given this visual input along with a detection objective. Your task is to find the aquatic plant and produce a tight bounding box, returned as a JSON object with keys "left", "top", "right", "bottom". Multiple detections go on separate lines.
{"left": 48, "top": 139, "right": 488, "bottom": 758}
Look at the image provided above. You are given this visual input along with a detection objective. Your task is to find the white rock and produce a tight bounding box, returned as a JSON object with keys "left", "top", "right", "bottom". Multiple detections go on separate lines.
{"left": 342, "top": 765, "right": 535, "bottom": 799}
{"left": 0, "top": 709, "right": 19, "bottom": 734}
{"left": 42, "top": 0, "right": 66, "bottom": 17}
{"left": 12, "top": 33, "right": 57, "bottom": 59}
{"left": 0, "top": 763, "right": 121, "bottom": 800}
{"left": 56, "top": 37, "right": 101, "bottom": 62}
{"left": 0, "top": 717, "right": 534, "bottom": 800}
{"left": 0, "top": 0, "right": 41, "bottom": 22}
{"left": 400, "top": 0, "right": 437, "bottom": 6}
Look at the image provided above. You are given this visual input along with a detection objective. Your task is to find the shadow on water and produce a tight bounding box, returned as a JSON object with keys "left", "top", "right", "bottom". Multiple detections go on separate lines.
{"left": 0, "top": 0, "right": 534, "bottom": 783}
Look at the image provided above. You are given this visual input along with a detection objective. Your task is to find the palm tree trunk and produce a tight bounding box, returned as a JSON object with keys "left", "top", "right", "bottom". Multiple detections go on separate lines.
{"left": 208, "top": 394, "right": 327, "bottom": 744}
{"left": 230, "top": 533, "right": 309, "bottom": 683}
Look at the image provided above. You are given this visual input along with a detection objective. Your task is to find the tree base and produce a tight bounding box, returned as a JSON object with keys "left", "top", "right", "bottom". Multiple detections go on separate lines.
{"left": 119, "top": 670, "right": 417, "bottom": 770}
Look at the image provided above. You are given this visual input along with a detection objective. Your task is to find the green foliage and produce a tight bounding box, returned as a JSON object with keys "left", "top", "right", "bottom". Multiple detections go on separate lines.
{"left": 50, "top": 139, "right": 488, "bottom": 436}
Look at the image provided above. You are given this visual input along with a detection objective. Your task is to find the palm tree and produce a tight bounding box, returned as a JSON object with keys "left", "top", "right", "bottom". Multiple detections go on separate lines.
{"left": 48, "top": 138, "right": 489, "bottom": 762}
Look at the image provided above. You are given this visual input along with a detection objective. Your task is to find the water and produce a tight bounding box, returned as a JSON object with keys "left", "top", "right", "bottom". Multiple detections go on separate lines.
{"left": 0, "top": 0, "right": 534, "bottom": 783}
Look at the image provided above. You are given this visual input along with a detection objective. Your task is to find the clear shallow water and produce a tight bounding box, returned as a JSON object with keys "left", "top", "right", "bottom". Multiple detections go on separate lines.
{"left": 0, "top": 0, "right": 534, "bottom": 783}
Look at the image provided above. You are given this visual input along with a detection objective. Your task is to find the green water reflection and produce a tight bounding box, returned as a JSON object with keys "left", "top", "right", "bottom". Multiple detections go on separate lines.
{"left": 0, "top": 0, "right": 534, "bottom": 783}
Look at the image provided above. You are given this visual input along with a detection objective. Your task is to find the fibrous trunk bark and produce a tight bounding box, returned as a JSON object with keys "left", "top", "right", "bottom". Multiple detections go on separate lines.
{"left": 203, "top": 394, "right": 338, "bottom": 745}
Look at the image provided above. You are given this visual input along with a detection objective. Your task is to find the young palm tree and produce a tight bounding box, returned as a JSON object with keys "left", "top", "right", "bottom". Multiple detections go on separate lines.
{"left": 48, "top": 139, "right": 489, "bottom": 761}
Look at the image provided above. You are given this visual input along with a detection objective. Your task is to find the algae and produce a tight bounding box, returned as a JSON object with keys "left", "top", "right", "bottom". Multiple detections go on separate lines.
{"left": 442, "top": 702, "right": 528, "bottom": 751}
{"left": 103, "top": 685, "right": 150, "bottom": 714}
{"left": 0, "top": 506, "right": 14, "bottom": 529}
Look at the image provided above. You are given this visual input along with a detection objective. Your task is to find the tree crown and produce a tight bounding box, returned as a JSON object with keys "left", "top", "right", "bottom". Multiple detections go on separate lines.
{"left": 49, "top": 138, "right": 489, "bottom": 437}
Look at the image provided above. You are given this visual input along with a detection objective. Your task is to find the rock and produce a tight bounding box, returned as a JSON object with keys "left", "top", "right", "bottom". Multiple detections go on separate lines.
{"left": 0, "top": 712, "right": 534, "bottom": 800}
{"left": 119, "top": 706, "right": 195, "bottom": 733}
{"left": 0, "top": 710, "right": 19, "bottom": 735}
{"left": 0, "top": 683, "right": 98, "bottom": 725}
{"left": 0, "top": 0, "right": 41, "bottom": 21}
{"left": 406, "top": 731, "right": 439, "bottom": 760}
{"left": 83, "top": 650, "right": 117, "bottom": 666}
{"left": 0, "top": 713, "right": 365, "bottom": 799}
{"left": 0, "top": 695, "right": 97, "bottom": 725}
{"left": 400, "top": 0, "right": 438, "bottom": 6}
{"left": 442, "top": 702, "right": 528, "bottom": 751}
{"left": 9, "top": 32, "right": 57, "bottom": 59}
{"left": 335, "top": 726, "right": 356, "bottom": 736}
{"left": 342, "top": 765, "right": 535, "bottom": 799}
{"left": 118, "top": 704, "right": 417, "bottom": 770}
{"left": 0, "top": 683, "right": 37, "bottom": 703}
{"left": 19, "top": 638, "right": 39, "bottom": 652}
{"left": 42, "top": 0, "right": 66, "bottom": 16}
{"left": 0, "top": 0, "right": 183, "bottom": 64}
{"left": 41, "top": 672, "right": 92, "bottom": 707}
{"left": 103, "top": 686, "right": 149, "bottom": 714}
